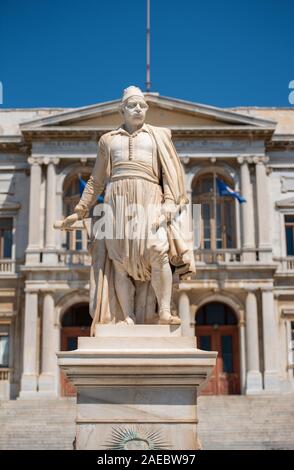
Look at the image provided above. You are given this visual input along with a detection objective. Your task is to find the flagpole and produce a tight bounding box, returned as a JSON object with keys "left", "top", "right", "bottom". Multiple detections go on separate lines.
{"left": 146, "top": 0, "right": 151, "bottom": 92}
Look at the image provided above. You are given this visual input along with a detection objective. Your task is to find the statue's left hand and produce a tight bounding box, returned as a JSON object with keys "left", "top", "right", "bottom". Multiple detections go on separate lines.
{"left": 152, "top": 200, "right": 178, "bottom": 230}
{"left": 161, "top": 200, "right": 178, "bottom": 224}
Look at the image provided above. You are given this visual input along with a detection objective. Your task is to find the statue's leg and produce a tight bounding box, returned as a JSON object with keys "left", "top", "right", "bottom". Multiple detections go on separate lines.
{"left": 150, "top": 251, "right": 181, "bottom": 325}
{"left": 133, "top": 280, "right": 148, "bottom": 324}
{"left": 113, "top": 260, "right": 135, "bottom": 324}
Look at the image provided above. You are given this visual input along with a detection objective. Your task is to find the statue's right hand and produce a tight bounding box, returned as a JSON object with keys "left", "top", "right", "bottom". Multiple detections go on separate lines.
{"left": 54, "top": 213, "right": 79, "bottom": 231}
{"left": 63, "top": 213, "right": 79, "bottom": 229}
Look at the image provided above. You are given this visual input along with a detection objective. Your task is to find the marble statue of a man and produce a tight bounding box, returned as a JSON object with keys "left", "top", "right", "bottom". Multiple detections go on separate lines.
{"left": 61, "top": 86, "right": 195, "bottom": 332}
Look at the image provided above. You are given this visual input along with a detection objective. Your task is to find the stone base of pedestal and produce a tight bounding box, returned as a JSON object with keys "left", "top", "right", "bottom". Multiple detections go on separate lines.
{"left": 57, "top": 325, "right": 217, "bottom": 450}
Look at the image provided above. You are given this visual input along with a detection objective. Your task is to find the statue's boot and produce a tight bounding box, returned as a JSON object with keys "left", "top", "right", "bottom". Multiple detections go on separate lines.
{"left": 113, "top": 261, "right": 136, "bottom": 324}
{"left": 158, "top": 309, "right": 181, "bottom": 325}
{"left": 150, "top": 252, "right": 181, "bottom": 325}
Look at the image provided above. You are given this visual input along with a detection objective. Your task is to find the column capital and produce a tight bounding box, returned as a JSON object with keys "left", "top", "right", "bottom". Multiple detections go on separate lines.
{"left": 24, "top": 287, "right": 39, "bottom": 294}
{"left": 43, "top": 157, "right": 60, "bottom": 166}
{"left": 181, "top": 156, "right": 190, "bottom": 165}
{"left": 237, "top": 156, "right": 255, "bottom": 165}
{"left": 245, "top": 286, "right": 258, "bottom": 293}
{"left": 261, "top": 286, "right": 274, "bottom": 293}
{"left": 28, "top": 156, "right": 43, "bottom": 166}
{"left": 42, "top": 289, "right": 55, "bottom": 295}
{"left": 253, "top": 156, "right": 269, "bottom": 165}
{"left": 179, "top": 290, "right": 190, "bottom": 299}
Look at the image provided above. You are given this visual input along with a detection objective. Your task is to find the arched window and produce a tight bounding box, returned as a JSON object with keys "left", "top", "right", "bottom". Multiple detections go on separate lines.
{"left": 61, "top": 303, "right": 92, "bottom": 328}
{"left": 196, "top": 302, "right": 237, "bottom": 326}
{"left": 63, "top": 173, "right": 91, "bottom": 251}
{"left": 192, "top": 172, "right": 236, "bottom": 250}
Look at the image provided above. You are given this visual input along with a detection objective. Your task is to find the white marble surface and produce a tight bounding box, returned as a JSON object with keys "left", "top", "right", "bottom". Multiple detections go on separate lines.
{"left": 58, "top": 324, "right": 216, "bottom": 450}
{"left": 76, "top": 423, "right": 200, "bottom": 450}
{"left": 94, "top": 324, "right": 181, "bottom": 337}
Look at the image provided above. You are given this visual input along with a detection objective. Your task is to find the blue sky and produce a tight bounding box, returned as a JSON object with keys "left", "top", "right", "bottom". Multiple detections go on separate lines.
{"left": 0, "top": 0, "right": 293, "bottom": 108}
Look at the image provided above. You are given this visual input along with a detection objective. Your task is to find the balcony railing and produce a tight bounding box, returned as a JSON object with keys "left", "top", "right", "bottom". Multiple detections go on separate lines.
{"left": 195, "top": 249, "right": 243, "bottom": 264}
{"left": 24, "top": 250, "right": 294, "bottom": 272}
{"left": 57, "top": 250, "right": 91, "bottom": 266}
{"left": 0, "top": 259, "right": 16, "bottom": 274}
{"left": 0, "top": 368, "right": 10, "bottom": 381}
{"left": 273, "top": 257, "right": 294, "bottom": 273}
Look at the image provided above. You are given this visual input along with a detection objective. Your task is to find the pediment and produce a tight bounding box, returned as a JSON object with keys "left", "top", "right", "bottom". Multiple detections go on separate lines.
{"left": 276, "top": 197, "right": 294, "bottom": 208}
{"left": 20, "top": 93, "right": 276, "bottom": 131}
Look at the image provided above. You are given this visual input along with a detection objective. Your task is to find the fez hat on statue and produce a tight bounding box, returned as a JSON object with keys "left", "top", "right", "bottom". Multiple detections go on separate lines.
{"left": 121, "top": 86, "right": 146, "bottom": 103}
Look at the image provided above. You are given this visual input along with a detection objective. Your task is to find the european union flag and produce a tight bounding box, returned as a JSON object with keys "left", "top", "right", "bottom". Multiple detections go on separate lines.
{"left": 78, "top": 175, "right": 104, "bottom": 203}
{"left": 216, "top": 178, "right": 246, "bottom": 204}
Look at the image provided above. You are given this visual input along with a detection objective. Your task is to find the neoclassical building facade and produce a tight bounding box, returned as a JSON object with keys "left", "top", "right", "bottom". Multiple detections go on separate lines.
{"left": 0, "top": 94, "right": 294, "bottom": 399}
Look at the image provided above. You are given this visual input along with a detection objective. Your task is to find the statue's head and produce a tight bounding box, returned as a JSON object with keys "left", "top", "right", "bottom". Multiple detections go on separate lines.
{"left": 120, "top": 86, "right": 148, "bottom": 127}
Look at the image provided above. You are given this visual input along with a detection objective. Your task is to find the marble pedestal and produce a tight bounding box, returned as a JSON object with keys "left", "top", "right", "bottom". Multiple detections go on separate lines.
{"left": 57, "top": 325, "right": 217, "bottom": 450}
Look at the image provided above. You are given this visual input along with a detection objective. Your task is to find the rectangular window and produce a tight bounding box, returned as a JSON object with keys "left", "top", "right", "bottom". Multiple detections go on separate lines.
{"left": 216, "top": 203, "right": 222, "bottom": 249}
{"left": 0, "top": 334, "right": 9, "bottom": 367}
{"left": 285, "top": 215, "right": 294, "bottom": 256}
{"left": 67, "top": 337, "right": 78, "bottom": 351}
{"left": 221, "top": 335, "right": 233, "bottom": 373}
{"left": 291, "top": 321, "right": 294, "bottom": 365}
{"left": 199, "top": 335, "right": 211, "bottom": 351}
{"left": 75, "top": 230, "right": 83, "bottom": 251}
{"left": 0, "top": 218, "right": 13, "bottom": 259}
{"left": 202, "top": 203, "right": 211, "bottom": 249}
{"left": 224, "top": 201, "right": 234, "bottom": 249}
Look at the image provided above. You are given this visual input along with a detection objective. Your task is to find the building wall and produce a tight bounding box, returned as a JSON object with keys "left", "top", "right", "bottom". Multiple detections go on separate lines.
{"left": 0, "top": 104, "right": 294, "bottom": 399}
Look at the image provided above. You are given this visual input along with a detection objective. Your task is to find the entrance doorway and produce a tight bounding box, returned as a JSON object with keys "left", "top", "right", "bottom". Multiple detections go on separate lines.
{"left": 60, "top": 303, "right": 91, "bottom": 396}
{"left": 195, "top": 302, "right": 240, "bottom": 395}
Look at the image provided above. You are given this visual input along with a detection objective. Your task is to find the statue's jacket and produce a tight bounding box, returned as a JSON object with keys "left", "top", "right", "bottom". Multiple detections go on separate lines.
{"left": 75, "top": 124, "right": 195, "bottom": 329}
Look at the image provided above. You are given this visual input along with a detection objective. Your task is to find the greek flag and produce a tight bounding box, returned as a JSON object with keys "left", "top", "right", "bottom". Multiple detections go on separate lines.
{"left": 216, "top": 178, "right": 246, "bottom": 204}
{"left": 78, "top": 175, "right": 104, "bottom": 203}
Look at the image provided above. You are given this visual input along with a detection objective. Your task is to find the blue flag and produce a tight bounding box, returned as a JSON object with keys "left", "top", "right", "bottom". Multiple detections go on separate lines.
{"left": 216, "top": 178, "right": 246, "bottom": 204}
{"left": 78, "top": 175, "right": 104, "bottom": 203}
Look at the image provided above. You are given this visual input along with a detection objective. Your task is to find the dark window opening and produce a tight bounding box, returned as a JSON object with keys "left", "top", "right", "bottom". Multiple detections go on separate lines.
{"left": 61, "top": 303, "right": 91, "bottom": 327}
{"left": 196, "top": 302, "right": 237, "bottom": 326}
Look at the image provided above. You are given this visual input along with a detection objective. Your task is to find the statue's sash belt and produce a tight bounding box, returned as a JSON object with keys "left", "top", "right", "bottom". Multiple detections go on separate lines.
{"left": 110, "top": 161, "right": 160, "bottom": 185}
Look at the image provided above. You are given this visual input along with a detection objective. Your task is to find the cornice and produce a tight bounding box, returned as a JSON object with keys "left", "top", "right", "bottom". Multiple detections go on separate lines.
{"left": 19, "top": 125, "right": 276, "bottom": 142}
{"left": 0, "top": 136, "right": 30, "bottom": 153}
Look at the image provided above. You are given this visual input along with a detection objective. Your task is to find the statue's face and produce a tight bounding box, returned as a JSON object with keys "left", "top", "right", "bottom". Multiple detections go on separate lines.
{"left": 122, "top": 97, "right": 148, "bottom": 126}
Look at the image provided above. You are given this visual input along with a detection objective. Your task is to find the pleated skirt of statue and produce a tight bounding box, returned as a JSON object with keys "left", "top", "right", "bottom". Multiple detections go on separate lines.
{"left": 104, "top": 177, "right": 169, "bottom": 282}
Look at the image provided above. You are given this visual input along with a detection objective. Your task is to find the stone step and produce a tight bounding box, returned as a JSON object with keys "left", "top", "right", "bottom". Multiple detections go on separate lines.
{"left": 1, "top": 396, "right": 294, "bottom": 450}
{"left": 197, "top": 394, "right": 294, "bottom": 450}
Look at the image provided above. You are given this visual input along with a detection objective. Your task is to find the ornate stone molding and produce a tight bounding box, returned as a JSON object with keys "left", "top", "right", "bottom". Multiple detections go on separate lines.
{"left": 43, "top": 157, "right": 60, "bottom": 165}
{"left": 27, "top": 156, "right": 43, "bottom": 165}
{"left": 237, "top": 156, "right": 256, "bottom": 165}
{"left": 253, "top": 156, "right": 269, "bottom": 165}
{"left": 245, "top": 286, "right": 258, "bottom": 293}
{"left": 260, "top": 286, "right": 274, "bottom": 293}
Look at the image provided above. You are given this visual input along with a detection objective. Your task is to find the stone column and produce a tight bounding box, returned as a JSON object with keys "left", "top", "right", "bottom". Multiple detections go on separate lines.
{"left": 245, "top": 290, "right": 262, "bottom": 393}
{"left": 178, "top": 291, "right": 194, "bottom": 337}
{"left": 262, "top": 288, "right": 279, "bottom": 391}
{"left": 239, "top": 319, "right": 246, "bottom": 394}
{"left": 26, "top": 158, "right": 42, "bottom": 264}
{"left": 39, "top": 292, "right": 58, "bottom": 395}
{"left": 20, "top": 290, "right": 39, "bottom": 397}
{"left": 43, "top": 158, "right": 59, "bottom": 264}
{"left": 237, "top": 157, "right": 255, "bottom": 262}
{"left": 255, "top": 157, "right": 272, "bottom": 262}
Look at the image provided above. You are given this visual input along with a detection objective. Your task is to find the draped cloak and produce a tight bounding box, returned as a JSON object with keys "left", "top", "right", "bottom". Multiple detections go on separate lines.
{"left": 78, "top": 124, "right": 196, "bottom": 334}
